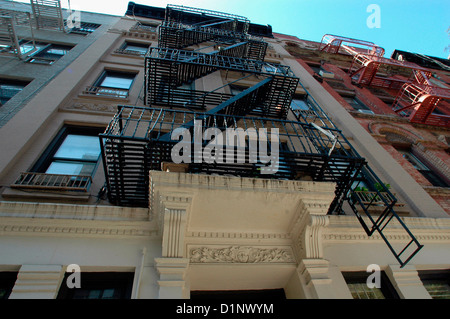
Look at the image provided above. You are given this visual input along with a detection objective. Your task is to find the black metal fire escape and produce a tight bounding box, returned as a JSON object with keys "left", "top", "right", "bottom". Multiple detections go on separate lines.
{"left": 100, "top": 5, "right": 422, "bottom": 267}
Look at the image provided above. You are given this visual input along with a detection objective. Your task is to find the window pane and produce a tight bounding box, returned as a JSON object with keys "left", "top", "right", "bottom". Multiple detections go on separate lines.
{"left": 124, "top": 43, "right": 149, "bottom": 54}
{"left": 54, "top": 135, "right": 101, "bottom": 161}
{"left": 102, "top": 289, "right": 116, "bottom": 299}
{"left": 100, "top": 74, "right": 134, "bottom": 90}
{"left": 291, "top": 99, "right": 310, "bottom": 111}
{"left": 348, "top": 283, "right": 385, "bottom": 299}
{"left": 424, "top": 283, "right": 450, "bottom": 299}
{"left": 0, "top": 80, "right": 28, "bottom": 105}
{"left": 46, "top": 161, "right": 96, "bottom": 176}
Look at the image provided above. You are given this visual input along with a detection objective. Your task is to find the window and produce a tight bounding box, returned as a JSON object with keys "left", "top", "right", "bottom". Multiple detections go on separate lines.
{"left": 96, "top": 71, "right": 136, "bottom": 90}
{"left": 290, "top": 95, "right": 317, "bottom": 120}
{"left": 68, "top": 22, "right": 101, "bottom": 35}
{"left": 0, "top": 78, "right": 30, "bottom": 106}
{"left": 264, "top": 63, "right": 282, "bottom": 74}
{"left": 32, "top": 126, "right": 103, "bottom": 177}
{"left": 57, "top": 272, "right": 134, "bottom": 299}
{"left": 229, "top": 85, "right": 246, "bottom": 96}
{"left": 191, "top": 289, "right": 286, "bottom": 300}
{"left": 0, "top": 272, "right": 18, "bottom": 299}
{"left": 290, "top": 96, "right": 311, "bottom": 111}
{"left": 419, "top": 270, "right": 450, "bottom": 299}
{"left": 27, "top": 44, "right": 73, "bottom": 64}
{"left": 342, "top": 96, "right": 374, "bottom": 114}
{"left": 90, "top": 70, "right": 137, "bottom": 98}
{"left": 118, "top": 41, "right": 150, "bottom": 56}
{"left": 343, "top": 272, "right": 399, "bottom": 299}
{"left": 307, "top": 63, "right": 322, "bottom": 74}
{"left": 396, "top": 148, "right": 449, "bottom": 187}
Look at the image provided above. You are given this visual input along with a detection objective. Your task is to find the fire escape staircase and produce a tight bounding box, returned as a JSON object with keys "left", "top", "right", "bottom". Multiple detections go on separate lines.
{"left": 392, "top": 74, "right": 450, "bottom": 127}
{"left": 99, "top": 15, "right": 424, "bottom": 267}
{"left": 324, "top": 34, "right": 450, "bottom": 128}
{"left": 0, "top": 10, "right": 36, "bottom": 59}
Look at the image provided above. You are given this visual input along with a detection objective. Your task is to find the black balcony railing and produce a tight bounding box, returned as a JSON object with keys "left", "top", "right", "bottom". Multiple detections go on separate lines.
{"left": 100, "top": 106, "right": 366, "bottom": 209}
{"left": 346, "top": 165, "right": 423, "bottom": 268}
{"left": 144, "top": 47, "right": 298, "bottom": 117}
{"left": 100, "top": 4, "right": 423, "bottom": 268}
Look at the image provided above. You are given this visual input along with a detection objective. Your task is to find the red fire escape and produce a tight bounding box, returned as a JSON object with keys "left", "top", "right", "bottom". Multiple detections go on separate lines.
{"left": 392, "top": 71, "right": 450, "bottom": 127}
{"left": 319, "top": 34, "right": 450, "bottom": 128}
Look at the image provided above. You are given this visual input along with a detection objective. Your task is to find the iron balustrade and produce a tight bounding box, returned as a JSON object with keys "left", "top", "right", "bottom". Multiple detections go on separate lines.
{"left": 100, "top": 105, "right": 365, "bottom": 210}
{"left": 82, "top": 86, "right": 130, "bottom": 99}
{"left": 12, "top": 172, "right": 92, "bottom": 192}
{"left": 144, "top": 47, "right": 298, "bottom": 117}
{"left": 165, "top": 4, "right": 251, "bottom": 34}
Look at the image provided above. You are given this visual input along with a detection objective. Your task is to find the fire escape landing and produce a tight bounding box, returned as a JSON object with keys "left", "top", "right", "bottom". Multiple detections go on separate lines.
{"left": 99, "top": 11, "right": 423, "bottom": 267}
{"left": 324, "top": 34, "right": 450, "bottom": 128}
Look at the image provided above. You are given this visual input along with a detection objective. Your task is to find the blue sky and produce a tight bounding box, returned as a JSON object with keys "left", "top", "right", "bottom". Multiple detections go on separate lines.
{"left": 13, "top": 0, "right": 450, "bottom": 59}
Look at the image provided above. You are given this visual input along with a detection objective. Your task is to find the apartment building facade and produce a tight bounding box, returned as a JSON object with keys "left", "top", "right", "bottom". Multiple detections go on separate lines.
{"left": 0, "top": 1, "right": 449, "bottom": 300}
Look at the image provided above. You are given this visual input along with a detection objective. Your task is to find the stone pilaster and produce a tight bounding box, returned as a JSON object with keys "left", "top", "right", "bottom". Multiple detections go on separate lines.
{"left": 155, "top": 258, "right": 190, "bottom": 299}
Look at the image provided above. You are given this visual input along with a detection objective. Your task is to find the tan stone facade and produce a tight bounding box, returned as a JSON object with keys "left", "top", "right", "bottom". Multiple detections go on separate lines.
{"left": 0, "top": 3, "right": 449, "bottom": 300}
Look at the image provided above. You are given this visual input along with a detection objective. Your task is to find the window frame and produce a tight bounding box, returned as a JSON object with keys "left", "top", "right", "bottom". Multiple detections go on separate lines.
{"left": 343, "top": 271, "right": 400, "bottom": 299}
{"left": 94, "top": 70, "right": 137, "bottom": 91}
{"left": 419, "top": 270, "right": 450, "bottom": 299}
{"left": 290, "top": 95, "right": 311, "bottom": 111}
{"left": 342, "top": 95, "right": 374, "bottom": 114}
{"left": 395, "top": 147, "right": 449, "bottom": 188}
{"left": 31, "top": 125, "right": 104, "bottom": 177}
{"left": 0, "top": 78, "right": 30, "bottom": 106}
{"left": 120, "top": 41, "right": 150, "bottom": 56}
{"left": 27, "top": 43, "right": 74, "bottom": 65}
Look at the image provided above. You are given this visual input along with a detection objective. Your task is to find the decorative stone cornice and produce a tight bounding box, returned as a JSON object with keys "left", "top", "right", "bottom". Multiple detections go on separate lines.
{"left": 0, "top": 217, "right": 158, "bottom": 238}
{"left": 0, "top": 201, "right": 150, "bottom": 221}
{"left": 324, "top": 215, "right": 450, "bottom": 243}
{"left": 189, "top": 246, "right": 295, "bottom": 264}
{"left": 149, "top": 171, "right": 336, "bottom": 196}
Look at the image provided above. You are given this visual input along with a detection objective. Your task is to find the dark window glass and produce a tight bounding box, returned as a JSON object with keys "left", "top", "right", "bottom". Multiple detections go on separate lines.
{"left": 0, "top": 79, "right": 30, "bottom": 106}
{"left": 28, "top": 44, "right": 73, "bottom": 64}
{"left": 122, "top": 42, "right": 150, "bottom": 55}
{"left": 0, "top": 272, "right": 18, "bottom": 299}
{"left": 419, "top": 270, "right": 450, "bottom": 299}
{"left": 397, "top": 148, "right": 449, "bottom": 187}
{"left": 343, "top": 96, "right": 374, "bottom": 113}
{"left": 57, "top": 272, "right": 134, "bottom": 299}
{"left": 192, "top": 289, "right": 286, "bottom": 300}
{"left": 69, "top": 22, "right": 101, "bottom": 35}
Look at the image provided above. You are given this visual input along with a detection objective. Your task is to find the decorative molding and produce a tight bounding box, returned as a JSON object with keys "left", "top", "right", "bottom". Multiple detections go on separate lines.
{"left": 324, "top": 216, "right": 450, "bottom": 243}
{"left": 0, "top": 217, "right": 158, "bottom": 238}
{"left": 304, "top": 215, "right": 330, "bottom": 259}
{"left": 148, "top": 171, "right": 336, "bottom": 195}
{"left": 154, "top": 192, "right": 193, "bottom": 258}
{"left": 189, "top": 246, "right": 295, "bottom": 264}
{"left": 61, "top": 102, "right": 117, "bottom": 114}
{"left": 186, "top": 231, "right": 291, "bottom": 240}
{"left": 0, "top": 201, "right": 150, "bottom": 221}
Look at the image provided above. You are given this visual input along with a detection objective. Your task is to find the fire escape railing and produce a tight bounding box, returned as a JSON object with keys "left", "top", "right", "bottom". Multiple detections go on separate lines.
{"left": 144, "top": 47, "right": 298, "bottom": 117}
{"left": 346, "top": 165, "right": 424, "bottom": 268}
{"left": 100, "top": 105, "right": 366, "bottom": 209}
{"left": 99, "top": 11, "right": 423, "bottom": 267}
